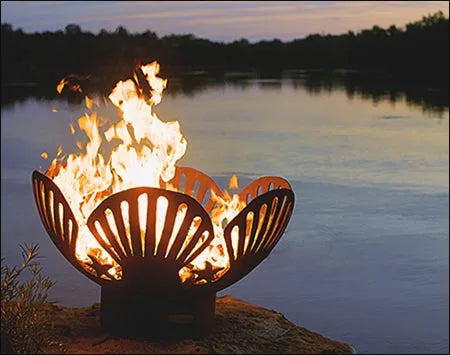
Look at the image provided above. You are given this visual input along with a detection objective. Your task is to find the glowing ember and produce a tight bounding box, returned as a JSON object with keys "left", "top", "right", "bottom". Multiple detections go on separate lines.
{"left": 44, "top": 61, "right": 245, "bottom": 283}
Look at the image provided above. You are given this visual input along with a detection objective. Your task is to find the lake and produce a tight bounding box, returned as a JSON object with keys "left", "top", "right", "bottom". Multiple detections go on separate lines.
{"left": 1, "top": 71, "right": 448, "bottom": 354}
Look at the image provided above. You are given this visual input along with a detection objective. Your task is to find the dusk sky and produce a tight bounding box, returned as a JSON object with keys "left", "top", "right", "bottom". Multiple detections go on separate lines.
{"left": 1, "top": 1, "right": 449, "bottom": 42}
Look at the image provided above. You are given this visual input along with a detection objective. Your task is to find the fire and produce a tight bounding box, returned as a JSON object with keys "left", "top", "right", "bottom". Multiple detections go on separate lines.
{"left": 180, "top": 177, "right": 246, "bottom": 284}
{"left": 229, "top": 174, "right": 239, "bottom": 190}
{"left": 57, "top": 77, "right": 82, "bottom": 94}
{"left": 45, "top": 61, "right": 246, "bottom": 283}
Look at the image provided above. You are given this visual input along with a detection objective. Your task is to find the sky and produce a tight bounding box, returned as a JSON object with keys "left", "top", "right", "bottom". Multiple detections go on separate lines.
{"left": 1, "top": 1, "right": 449, "bottom": 42}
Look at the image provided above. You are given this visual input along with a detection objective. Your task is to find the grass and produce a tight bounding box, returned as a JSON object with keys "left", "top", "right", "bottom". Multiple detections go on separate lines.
{"left": 1, "top": 243, "right": 55, "bottom": 354}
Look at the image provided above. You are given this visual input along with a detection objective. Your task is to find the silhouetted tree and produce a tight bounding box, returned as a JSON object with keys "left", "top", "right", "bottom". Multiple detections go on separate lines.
{"left": 65, "top": 24, "right": 82, "bottom": 35}
{"left": 115, "top": 25, "right": 128, "bottom": 36}
{"left": 1, "top": 12, "right": 448, "bottom": 86}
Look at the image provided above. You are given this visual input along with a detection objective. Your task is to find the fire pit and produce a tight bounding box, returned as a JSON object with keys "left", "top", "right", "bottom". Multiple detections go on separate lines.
{"left": 32, "top": 61, "right": 295, "bottom": 337}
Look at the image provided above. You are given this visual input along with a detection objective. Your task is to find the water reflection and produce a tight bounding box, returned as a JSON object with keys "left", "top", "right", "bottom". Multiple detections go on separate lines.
{"left": 2, "top": 70, "right": 449, "bottom": 117}
{"left": 289, "top": 70, "right": 449, "bottom": 118}
{"left": 2, "top": 74, "right": 448, "bottom": 194}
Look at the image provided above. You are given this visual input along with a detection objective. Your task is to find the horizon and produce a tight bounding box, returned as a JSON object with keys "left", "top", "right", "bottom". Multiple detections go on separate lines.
{"left": 1, "top": 1, "right": 449, "bottom": 42}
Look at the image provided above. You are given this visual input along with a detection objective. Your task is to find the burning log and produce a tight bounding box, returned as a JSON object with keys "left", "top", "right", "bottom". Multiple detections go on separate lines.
{"left": 133, "top": 66, "right": 152, "bottom": 102}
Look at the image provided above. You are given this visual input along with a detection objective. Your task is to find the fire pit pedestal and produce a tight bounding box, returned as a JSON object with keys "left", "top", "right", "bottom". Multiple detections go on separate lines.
{"left": 101, "top": 282, "right": 216, "bottom": 338}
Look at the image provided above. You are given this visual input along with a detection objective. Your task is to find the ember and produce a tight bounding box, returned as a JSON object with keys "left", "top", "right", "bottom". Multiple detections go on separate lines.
{"left": 32, "top": 61, "right": 294, "bottom": 337}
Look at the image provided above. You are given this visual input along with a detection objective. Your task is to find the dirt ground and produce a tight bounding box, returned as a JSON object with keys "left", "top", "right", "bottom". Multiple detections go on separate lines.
{"left": 43, "top": 295, "right": 353, "bottom": 354}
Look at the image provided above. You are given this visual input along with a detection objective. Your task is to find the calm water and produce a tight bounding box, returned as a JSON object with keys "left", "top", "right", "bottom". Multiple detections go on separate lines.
{"left": 1, "top": 73, "right": 449, "bottom": 354}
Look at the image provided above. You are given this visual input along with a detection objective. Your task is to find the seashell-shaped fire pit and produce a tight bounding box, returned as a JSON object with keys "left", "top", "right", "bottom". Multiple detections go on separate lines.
{"left": 32, "top": 166, "right": 294, "bottom": 337}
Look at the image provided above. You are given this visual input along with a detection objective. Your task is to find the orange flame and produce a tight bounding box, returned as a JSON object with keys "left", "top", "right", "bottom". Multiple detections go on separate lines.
{"left": 46, "top": 61, "right": 245, "bottom": 283}
{"left": 229, "top": 174, "right": 239, "bottom": 190}
{"left": 57, "top": 77, "right": 83, "bottom": 94}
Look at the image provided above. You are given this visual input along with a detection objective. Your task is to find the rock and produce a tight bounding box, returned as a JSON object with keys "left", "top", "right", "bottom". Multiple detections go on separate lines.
{"left": 43, "top": 295, "right": 353, "bottom": 354}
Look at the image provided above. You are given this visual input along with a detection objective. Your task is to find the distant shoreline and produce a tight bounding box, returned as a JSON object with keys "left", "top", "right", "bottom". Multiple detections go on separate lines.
{"left": 2, "top": 11, "right": 448, "bottom": 87}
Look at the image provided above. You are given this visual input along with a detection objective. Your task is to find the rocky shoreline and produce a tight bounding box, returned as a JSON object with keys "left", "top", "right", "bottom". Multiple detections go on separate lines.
{"left": 43, "top": 295, "right": 353, "bottom": 354}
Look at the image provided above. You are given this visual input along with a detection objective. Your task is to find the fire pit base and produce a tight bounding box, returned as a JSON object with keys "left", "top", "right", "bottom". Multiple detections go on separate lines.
{"left": 100, "top": 283, "right": 216, "bottom": 338}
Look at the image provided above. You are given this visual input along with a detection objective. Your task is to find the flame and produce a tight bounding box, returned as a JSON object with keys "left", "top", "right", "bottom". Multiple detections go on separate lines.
{"left": 45, "top": 61, "right": 246, "bottom": 283}
{"left": 57, "top": 78, "right": 82, "bottom": 94}
{"left": 56, "top": 74, "right": 90, "bottom": 94}
{"left": 229, "top": 174, "right": 239, "bottom": 190}
{"left": 180, "top": 177, "right": 246, "bottom": 284}
{"left": 56, "top": 79, "right": 66, "bottom": 94}
{"left": 84, "top": 96, "right": 100, "bottom": 110}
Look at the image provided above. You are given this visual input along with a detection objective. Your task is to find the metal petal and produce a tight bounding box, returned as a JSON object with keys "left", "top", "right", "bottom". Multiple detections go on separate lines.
{"left": 32, "top": 170, "right": 107, "bottom": 284}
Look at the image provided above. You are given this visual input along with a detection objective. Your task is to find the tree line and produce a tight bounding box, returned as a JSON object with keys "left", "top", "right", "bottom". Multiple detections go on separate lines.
{"left": 1, "top": 11, "right": 448, "bottom": 87}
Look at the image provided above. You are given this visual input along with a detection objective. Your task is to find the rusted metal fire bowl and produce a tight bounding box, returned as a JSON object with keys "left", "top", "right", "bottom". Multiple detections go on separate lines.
{"left": 32, "top": 166, "right": 294, "bottom": 338}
